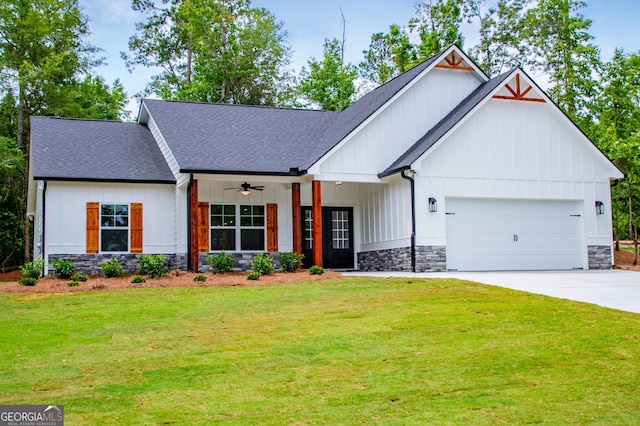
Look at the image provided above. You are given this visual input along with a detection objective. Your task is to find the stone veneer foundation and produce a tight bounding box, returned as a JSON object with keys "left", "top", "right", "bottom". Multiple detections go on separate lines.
{"left": 587, "top": 245, "right": 613, "bottom": 270}
{"left": 357, "top": 246, "right": 447, "bottom": 272}
{"left": 47, "top": 253, "right": 187, "bottom": 276}
{"left": 198, "top": 252, "right": 281, "bottom": 273}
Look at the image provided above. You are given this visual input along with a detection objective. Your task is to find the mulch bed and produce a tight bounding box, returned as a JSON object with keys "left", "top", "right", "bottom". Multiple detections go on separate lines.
{"left": 0, "top": 269, "right": 342, "bottom": 294}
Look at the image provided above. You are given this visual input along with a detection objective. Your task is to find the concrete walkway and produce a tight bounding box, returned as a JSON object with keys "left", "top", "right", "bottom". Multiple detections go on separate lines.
{"left": 343, "top": 270, "right": 640, "bottom": 314}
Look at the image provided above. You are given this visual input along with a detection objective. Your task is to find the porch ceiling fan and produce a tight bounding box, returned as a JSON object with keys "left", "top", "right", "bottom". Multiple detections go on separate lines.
{"left": 224, "top": 182, "right": 265, "bottom": 195}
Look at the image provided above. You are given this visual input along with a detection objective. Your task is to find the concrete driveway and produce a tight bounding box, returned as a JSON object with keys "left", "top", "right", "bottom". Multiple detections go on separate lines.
{"left": 343, "top": 270, "right": 640, "bottom": 314}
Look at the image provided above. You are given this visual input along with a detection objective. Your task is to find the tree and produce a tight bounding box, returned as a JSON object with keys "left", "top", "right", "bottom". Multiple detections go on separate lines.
{"left": 124, "top": 0, "right": 292, "bottom": 105}
{"left": 523, "top": 0, "right": 601, "bottom": 126}
{"left": 298, "top": 38, "right": 358, "bottom": 112}
{"left": 0, "top": 0, "right": 127, "bottom": 265}
{"left": 410, "top": 0, "right": 465, "bottom": 60}
{"left": 359, "top": 24, "right": 417, "bottom": 85}
{"left": 593, "top": 50, "right": 640, "bottom": 262}
{"left": 463, "top": 0, "right": 532, "bottom": 76}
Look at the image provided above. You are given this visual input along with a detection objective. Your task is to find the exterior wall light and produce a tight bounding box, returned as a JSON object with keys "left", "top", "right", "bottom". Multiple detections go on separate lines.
{"left": 335, "top": 181, "right": 343, "bottom": 185}
{"left": 595, "top": 201, "right": 604, "bottom": 215}
{"left": 429, "top": 197, "right": 437, "bottom": 212}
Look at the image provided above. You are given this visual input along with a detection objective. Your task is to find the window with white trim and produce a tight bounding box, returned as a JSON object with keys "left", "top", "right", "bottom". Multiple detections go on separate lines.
{"left": 101, "top": 203, "right": 129, "bottom": 252}
{"left": 211, "top": 204, "right": 265, "bottom": 251}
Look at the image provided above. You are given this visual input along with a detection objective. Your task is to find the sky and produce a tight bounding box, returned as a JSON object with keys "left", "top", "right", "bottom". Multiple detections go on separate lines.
{"left": 79, "top": 0, "right": 640, "bottom": 117}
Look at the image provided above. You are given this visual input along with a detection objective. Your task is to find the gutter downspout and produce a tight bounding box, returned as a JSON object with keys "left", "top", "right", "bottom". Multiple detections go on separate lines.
{"left": 186, "top": 174, "right": 193, "bottom": 271}
{"left": 401, "top": 170, "right": 416, "bottom": 273}
{"left": 42, "top": 180, "right": 47, "bottom": 276}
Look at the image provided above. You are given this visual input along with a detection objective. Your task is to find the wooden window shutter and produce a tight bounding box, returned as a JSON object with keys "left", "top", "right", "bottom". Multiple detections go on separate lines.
{"left": 197, "top": 202, "right": 209, "bottom": 252}
{"left": 86, "top": 202, "right": 99, "bottom": 254}
{"left": 130, "top": 203, "right": 143, "bottom": 253}
{"left": 266, "top": 203, "right": 278, "bottom": 252}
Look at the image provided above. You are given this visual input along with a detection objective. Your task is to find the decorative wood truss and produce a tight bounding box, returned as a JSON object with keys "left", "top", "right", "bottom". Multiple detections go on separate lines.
{"left": 493, "top": 74, "right": 546, "bottom": 103}
{"left": 435, "top": 51, "right": 474, "bottom": 71}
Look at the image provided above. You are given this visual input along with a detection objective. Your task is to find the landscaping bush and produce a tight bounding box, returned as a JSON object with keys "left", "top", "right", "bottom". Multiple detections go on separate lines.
{"left": 51, "top": 258, "right": 75, "bottom": 279}
{"left": 19, "top": 277, "right": 38, "bottom": 286}
{"left": 71, "top": 273, "right": 88, "bottom": 282}
{"left": 193, "top": 274, "right": 207, "bottom": 282}
{"left": 250, "top": 253, "right": 275, "bottom": 275}
{"left": 19, "top": 259, "right": 45, "bottom": 279}
{"left": 67, "top": 281, "right": 79, "bottom": 287}
{"left": 309, "top": 265, "right": 324, "bottom": 275}
{"left": 279, "top": 250, "right": 304, "bottom": 272}
{"left": 247, "top": 271, "right": 261, "bottom": 281}
{"left": 100, "top": 258, "right": 125, "bottom": 278}
{"left": 206, "top": 251, "right": 236, "bottom": 274}
{"left": 131, "top": 275, "right": 146, "bottom": 284}
{"left": 138, "top": 254, "right": 168, "bottom": 279}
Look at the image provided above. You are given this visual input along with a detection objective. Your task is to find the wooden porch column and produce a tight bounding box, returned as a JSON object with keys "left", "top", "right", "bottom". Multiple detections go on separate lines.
{"left": 189, "top": 179, "right": 199, "bottom": 272}
{"left": 292, "top": 182, "right": 302, "bottom": 255}
{"left": 312, "top": 180, "right": 323, "bottom": 267}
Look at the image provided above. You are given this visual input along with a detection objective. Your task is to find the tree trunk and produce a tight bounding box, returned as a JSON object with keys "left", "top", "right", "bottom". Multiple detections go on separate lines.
{"left": 634, "top": 225, "right": 638, "bottom": 266}
{"left": 18, "top": 88, "right": 30, "bottom": 263}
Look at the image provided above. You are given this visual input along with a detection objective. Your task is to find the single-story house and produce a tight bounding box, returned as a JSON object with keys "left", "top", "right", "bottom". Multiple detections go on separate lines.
{"left": 27, "top": 45, "right": 623, "bottom": 275}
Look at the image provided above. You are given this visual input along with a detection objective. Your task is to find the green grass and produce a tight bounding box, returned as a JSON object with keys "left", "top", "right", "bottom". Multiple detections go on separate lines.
{"left": 1, "top": 277, "right": 639, "bottom": 424}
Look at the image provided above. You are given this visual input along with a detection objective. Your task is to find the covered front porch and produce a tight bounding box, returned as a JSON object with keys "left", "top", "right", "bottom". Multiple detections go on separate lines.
{"left": 185, "top": 175, "right": 366, "bottom": 272}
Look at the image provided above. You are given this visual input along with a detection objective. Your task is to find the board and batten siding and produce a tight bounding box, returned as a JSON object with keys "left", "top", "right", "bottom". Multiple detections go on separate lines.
{"left": 44, "top": 182, "right": 176, "bottom": 256}
{"left": 318, "top": 68, "right": 483, "bottom": 177}
{"left": 414, "top": 98, "right": 616, "bottom": 250}
{"left": 359, "top": 175, "right": 412, "bottom": 252}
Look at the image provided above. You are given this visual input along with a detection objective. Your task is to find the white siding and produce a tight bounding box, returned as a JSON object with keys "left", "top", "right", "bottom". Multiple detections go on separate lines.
{"left": 359, "top": 175, "right": 412, "bottom": 251}
{"left": 44, "top": 182, "right": 176, "bottom": 255}
{"left": 318, "top": 68, "right": 482, "bottom": 177}
{"left": 415, "top": 99, "right": 615, "bottom": 254}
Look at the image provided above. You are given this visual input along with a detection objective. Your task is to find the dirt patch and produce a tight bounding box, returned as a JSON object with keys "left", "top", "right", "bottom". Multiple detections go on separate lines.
{"left": 614, "top": 249, "right": 640, "bottom": 271}
{"left": 0, "top": 269, "right": 342, "bottom": 294}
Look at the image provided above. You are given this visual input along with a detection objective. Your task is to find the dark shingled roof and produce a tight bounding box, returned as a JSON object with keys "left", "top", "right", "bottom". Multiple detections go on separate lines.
{"left": 379, "top": 70, "right": 512, "bottom": 178}
{"left": 30, "top": 116, "right": 175, "bottom": 183}
{"left": 143, "top": 99, "right": 340, "bottom": 175}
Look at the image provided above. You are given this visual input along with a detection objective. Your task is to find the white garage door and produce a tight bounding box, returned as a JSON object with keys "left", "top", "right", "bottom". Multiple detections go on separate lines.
{"left": 445, "top": 198, "right": 584, "bottom": 271}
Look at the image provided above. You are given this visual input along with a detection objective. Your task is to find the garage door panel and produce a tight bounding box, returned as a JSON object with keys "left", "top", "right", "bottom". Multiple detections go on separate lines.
{"left": 446, "top": 199, "right": 584, "bottom": 271}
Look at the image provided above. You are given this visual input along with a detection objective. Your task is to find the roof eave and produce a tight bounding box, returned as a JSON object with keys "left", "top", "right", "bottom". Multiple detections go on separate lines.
{"left": 378, "top": 165, "right": 410, "bottom": 179}
{"left": 180, "top": 168, "right": 308, "bottom": 177}
{"left": 33, "top": 176, "right": 176, "bottom": 185}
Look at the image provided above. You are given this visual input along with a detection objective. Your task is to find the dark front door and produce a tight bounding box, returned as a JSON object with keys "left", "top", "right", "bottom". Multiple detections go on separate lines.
{"left": 300, "top": 206, "right": 354, "bottom": 269}
{"left": 322, "top": 207, "right": 354, "bottom": 269}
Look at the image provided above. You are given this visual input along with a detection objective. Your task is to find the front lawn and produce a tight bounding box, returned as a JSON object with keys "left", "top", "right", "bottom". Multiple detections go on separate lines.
{"left": 1, "top": 277, "right": 638, "bottom": 424}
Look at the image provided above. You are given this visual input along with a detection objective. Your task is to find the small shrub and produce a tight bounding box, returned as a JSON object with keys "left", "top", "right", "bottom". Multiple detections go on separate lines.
{"left": 138, "top": 254, "right": 168, "bottom": 279}
{"left": 279, "top": 250, "right": 304, "bottom": 272}
{"left": 19, "top": 259, "right": 45, "bottom": 279}
{"left": 250, "top": 253, "right": 275, "bottom": 276}
{"left": 247, "top": 271, "right": 261, "bottom": 280}
{"left": 71, "top": 273, "right": 88, "bottom": 282}
{"left": 193, "top": 274, "right": 207, "bottom": 282}
{"left": 19, "top": 277, "right": 38, "bottom": 286}
{"left": 131, "top": 275, "right": 146, "bottom": 284}
{"left": 51, "top": 258, "right": 75, "bottom": 279}
{"left": 309, "top": 265, "right": 324, "bottom": 275}
{"left": 206, "top": 251, "right": 236, "bottom": 273}
{"left": 67, "top": 281, "right": 79, "bottom": 287}
{"left": 100, "top": 258, "right": 125, "bottom": 278}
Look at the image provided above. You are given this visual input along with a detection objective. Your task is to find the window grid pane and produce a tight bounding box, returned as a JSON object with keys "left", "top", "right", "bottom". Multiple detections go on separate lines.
{"left": 304, "top": 210, "right": 313, "bottom": 249}
{"left": 100, "top": 204, "right": 129, "bottom": 252}
{"left": 332, "top": 210, "right": 349, "bottom": 250}
{"left": 210, "top": 204, "right": 265, "bottom": 251}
